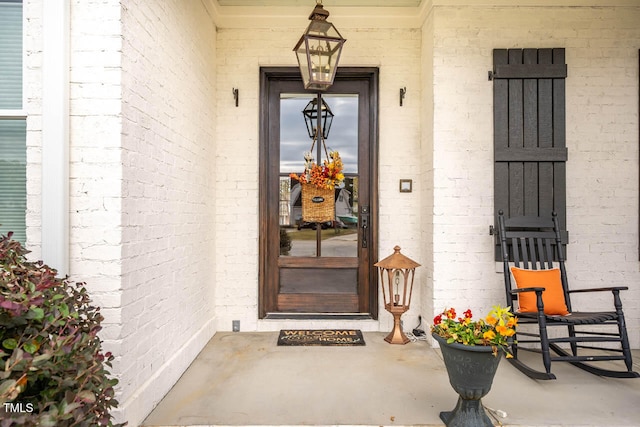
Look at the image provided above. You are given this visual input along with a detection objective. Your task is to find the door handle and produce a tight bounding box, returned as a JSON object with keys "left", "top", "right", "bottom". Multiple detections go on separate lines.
{"left": 360, "top": 206, "right": 369, "bottom": 248}
{"left": 361, "top": 218, "right": 368, "bottom": 248}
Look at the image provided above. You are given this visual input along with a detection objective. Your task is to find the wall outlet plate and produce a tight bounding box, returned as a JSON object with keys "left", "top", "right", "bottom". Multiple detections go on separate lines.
{"left": 232, "top": 320, "right": 240, "bottom": 332}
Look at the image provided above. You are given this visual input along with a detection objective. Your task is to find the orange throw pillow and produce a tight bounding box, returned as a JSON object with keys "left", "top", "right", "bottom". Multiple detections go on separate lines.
{"left": 510, "top": 267, "right": 570, "bottom": 315}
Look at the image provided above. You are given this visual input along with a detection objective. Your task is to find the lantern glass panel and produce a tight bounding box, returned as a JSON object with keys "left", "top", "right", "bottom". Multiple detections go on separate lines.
{"left": 294, "top": 43, "right": 311, "bottom": 89}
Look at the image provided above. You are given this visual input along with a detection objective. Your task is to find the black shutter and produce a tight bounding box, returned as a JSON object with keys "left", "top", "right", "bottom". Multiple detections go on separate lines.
{"left": 493, "top": 48, "right": 568, "bottom": 259}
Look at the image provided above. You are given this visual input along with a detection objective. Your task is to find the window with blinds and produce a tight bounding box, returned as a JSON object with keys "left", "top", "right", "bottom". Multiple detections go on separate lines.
{"left": 0, "top": 0, "right": 26, "bottom": 243}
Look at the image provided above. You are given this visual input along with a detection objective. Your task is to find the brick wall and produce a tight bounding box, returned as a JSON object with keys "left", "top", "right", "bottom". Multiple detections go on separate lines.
{"left": 118, "top": 0, "right": 217, "bottom": 424}
{"left": 66, "top": 0, "right": 124, "bottom": 350}
{"left": 420, "top": 11, "right": 435, "bottom": 334}
{"left": 23, "top": 0, "right": 43, "bottom": 255}
{"left": 428, "top": 5, "right": 640, "bottom": 347}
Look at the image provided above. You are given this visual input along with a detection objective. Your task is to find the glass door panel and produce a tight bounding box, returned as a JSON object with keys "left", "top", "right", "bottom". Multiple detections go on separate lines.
{"left": 279, "top": 94, "right": 359, "bottom": 258}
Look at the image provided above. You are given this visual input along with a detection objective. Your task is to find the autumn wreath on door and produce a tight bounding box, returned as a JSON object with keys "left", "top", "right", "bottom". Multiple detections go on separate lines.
{"left": 290, "top": 144, "right": 344, "bottom": 223}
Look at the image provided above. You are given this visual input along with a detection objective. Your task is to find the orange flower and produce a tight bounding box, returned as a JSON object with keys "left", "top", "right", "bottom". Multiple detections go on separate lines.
{"left": 496, "top": 324, "right": 515, "bottom": 337}
{"left": 485, "top": 315, "right": 498, "bottom": 326}
{"left": 483, "top": 330, "right": 496, "bottom": 340}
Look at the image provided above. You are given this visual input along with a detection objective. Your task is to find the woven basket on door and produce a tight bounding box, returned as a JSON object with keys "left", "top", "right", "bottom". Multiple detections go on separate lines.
{"left": 301, "top": 184, "right": 335, "bottom": 223}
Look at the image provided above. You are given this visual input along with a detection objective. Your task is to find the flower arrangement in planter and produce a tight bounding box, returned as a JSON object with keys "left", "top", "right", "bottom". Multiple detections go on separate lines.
{"left": 431, "top": 305, "right": 517, "bottom": 357}
{"left": 431, "top": 305, "right": 518, "bottom": 427}
{"left": 290, "top": 150, "right": 344, "bottom": 190}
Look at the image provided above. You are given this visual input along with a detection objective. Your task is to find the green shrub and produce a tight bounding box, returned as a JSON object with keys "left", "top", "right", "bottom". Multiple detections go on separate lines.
{"left": 0, "top": 233, "right": 124, "bottom": 426}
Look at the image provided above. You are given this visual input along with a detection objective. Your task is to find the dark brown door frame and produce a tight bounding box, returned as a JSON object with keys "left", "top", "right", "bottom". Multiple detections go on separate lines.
{"left": 258, "top": 66, "right": 379, "bottom": 319}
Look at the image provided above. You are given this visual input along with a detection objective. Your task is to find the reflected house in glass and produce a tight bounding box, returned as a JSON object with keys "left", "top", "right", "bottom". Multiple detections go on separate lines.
{"left": 280, "top": 93, "right": 359, "bottom": 229}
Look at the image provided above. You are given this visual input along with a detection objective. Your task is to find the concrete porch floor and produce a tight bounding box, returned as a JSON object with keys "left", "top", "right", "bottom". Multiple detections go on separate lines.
{"left": 142, "top": 332, "right": 640, "bottom": 427}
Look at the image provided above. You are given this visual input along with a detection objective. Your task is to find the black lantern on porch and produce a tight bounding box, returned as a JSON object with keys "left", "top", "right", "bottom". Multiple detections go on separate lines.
{"left": 302, "top": 97, "right": 334, "bottom": 140}
{"left": 293, "top": 0, "right": 346, "bottom": 91}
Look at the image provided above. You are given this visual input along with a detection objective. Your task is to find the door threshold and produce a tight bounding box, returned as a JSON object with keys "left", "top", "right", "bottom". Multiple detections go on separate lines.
{"left": 264, "top": 313, "right": 375, "bottom": 321}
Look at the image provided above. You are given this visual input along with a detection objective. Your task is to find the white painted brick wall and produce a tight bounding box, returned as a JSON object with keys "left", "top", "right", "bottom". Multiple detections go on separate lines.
{"left": 67, "top": 0, "right": 128, "bottom": 424}
{"left": 428, "top": 5, "right": 640, "bottom": 347}
{"left": 24, "top": 0, "right": 44, "bottom": 258}
{"left": 118, "top": 0, "right": 217, "bottom": 425}
{"left": 420, "top": 11, "right": 436, "bottom": 339}
{"left": 65, "top": 1, "right": 127, "bottom": 422}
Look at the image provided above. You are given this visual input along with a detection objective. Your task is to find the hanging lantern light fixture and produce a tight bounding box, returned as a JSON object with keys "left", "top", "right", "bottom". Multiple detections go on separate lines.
{"left": 302, "top": 97, "right": 334, "bottom": 140}
{"left": 293, "top": 0, "right": 346, "bottom": 91}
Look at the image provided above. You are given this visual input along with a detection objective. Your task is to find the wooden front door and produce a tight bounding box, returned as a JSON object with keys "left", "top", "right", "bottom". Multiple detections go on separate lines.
{"left": 259, "top": 67, "right": 378, "bottom": 318}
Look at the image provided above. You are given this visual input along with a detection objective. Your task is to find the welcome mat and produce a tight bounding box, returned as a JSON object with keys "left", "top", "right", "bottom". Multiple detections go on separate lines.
{"left": 277, "top": 329, "right": 366, "bottom": 346}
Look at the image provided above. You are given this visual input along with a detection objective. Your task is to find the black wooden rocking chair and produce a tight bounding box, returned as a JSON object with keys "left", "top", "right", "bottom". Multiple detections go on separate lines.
{"left": 497, "top": 211, "right": 639, "bottom": 380}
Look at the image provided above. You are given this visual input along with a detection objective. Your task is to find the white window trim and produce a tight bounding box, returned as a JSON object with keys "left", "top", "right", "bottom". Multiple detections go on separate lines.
{"left": 41, "top": 0, "right": 70, "bottom": 276}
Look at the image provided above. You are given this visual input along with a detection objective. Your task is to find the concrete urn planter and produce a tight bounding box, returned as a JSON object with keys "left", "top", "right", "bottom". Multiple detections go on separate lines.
{"left": 433, "top": 333, "right": 501, "bottom": 427}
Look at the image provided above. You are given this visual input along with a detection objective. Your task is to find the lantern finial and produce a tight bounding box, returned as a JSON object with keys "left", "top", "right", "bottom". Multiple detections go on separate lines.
{"left": 309, "top": 2, "right": 329, "bottom": 20}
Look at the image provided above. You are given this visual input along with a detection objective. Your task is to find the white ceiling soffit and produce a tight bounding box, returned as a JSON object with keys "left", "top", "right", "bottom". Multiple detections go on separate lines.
{"left": 208, "top": 0, "right": 640, "bottom": 28}
{"left": 208, "top": 1, "right": 428, "bottom": 29}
